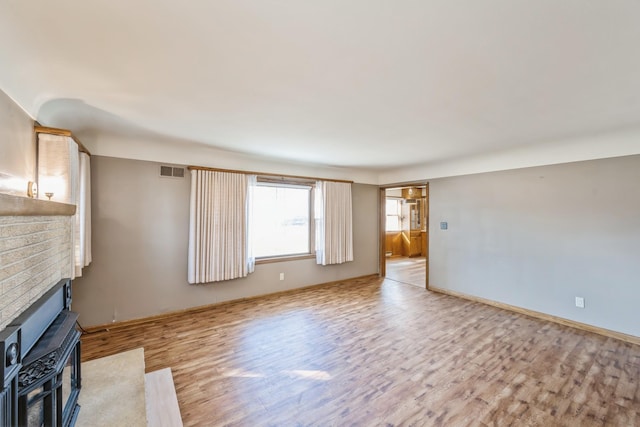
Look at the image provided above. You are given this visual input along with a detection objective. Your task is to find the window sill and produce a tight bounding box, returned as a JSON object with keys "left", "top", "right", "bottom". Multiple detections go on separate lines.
{"left": 256, "top": 254, "right": 316, "bottom": 264}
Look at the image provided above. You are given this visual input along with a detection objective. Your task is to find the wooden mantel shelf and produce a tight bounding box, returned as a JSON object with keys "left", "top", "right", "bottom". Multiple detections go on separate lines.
{"left": 0, "top": 193, "right": 76, "bottom": 216}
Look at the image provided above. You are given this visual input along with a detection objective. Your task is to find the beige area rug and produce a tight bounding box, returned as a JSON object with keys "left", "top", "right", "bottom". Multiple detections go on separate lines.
{"left": 76, "top": 348, "right": 147, "bottom": 427}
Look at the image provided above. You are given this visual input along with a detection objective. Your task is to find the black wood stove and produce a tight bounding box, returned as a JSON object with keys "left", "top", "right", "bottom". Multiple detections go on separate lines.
{"left": 1, "top": 279, "right": 81, "bottom": 427}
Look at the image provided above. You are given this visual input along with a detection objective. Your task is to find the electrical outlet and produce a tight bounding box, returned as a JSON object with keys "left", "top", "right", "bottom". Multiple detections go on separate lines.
{"left": 575, "top": 297, "right": 585, "bottom": 309}
{"left": 279, "top": 273, "right": 285, "bottom": 281}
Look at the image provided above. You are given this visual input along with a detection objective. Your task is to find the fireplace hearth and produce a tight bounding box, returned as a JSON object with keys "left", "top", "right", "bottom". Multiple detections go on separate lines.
{"left": 1, "top": 279, "right": 81, "bottom": 427}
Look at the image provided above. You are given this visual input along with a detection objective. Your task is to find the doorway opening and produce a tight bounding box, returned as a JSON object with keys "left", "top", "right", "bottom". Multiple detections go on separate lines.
{"left": 379, "top": 184, "right": 429, "bottom": 289}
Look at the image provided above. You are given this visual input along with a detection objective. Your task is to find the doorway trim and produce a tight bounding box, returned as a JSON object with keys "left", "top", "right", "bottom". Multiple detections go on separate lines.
{"left": 379, "top": 183, "right": 430, "bottom": 289}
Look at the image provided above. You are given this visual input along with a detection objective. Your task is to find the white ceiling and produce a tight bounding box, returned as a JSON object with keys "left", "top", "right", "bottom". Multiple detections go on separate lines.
{"left": 1, "top": 0, "right": 640, "bottom": 176}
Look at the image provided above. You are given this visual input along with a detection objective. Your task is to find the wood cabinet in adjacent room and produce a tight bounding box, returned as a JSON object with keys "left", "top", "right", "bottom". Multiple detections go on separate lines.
{"left": 409, "top": 231, "right": 422, "bottom": 257}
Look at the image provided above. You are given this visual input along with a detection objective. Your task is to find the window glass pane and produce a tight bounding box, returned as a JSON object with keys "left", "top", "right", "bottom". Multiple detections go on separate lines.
{"left": 386, "top": 199, "right": 399, "bottom": 215}
{"left": 386, "top": 216, "right": 400, "bottom": 231}
{"left": 253, "top": 184, "right": 311, "bottom": 257}
{"left": 385, "top": 199, "right": 401, "bottom": 231}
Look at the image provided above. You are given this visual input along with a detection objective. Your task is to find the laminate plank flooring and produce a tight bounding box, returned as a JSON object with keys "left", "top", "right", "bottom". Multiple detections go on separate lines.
{"left": 81, "top": 276, "right": 640, "bottom": 426}
{"left": 386, "top": 256, "right": 426, "bottom": 288}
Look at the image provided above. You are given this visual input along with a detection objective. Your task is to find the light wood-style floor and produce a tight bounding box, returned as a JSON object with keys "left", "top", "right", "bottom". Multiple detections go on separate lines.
{"left": 386, "top": 256, "right": 427, "bottom": 288}
{"left": 81, "top": 276, "right": 640, "bottom": 426}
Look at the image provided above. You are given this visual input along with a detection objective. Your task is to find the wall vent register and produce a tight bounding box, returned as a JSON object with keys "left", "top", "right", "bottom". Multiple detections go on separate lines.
{"left": 160, "top": 166, "right": 185, "bottom": 178}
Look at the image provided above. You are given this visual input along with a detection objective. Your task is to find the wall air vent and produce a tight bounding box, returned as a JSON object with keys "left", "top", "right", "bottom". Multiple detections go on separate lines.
{"left": 160, "top": 166, "right": 185, "bottom": 178}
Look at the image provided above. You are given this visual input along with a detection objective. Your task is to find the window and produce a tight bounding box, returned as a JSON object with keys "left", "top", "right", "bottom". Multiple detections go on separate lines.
{"left": 386, "top": 198, "right": 401, "bottom": 231}
{"left": 188, "top": 170, "right": 351, "bottom": 283}
{"left": 252, "top": 181, "right": 313, "bottom": 258}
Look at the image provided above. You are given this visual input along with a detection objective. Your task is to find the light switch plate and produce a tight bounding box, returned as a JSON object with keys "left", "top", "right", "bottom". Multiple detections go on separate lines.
{"left": 440, "top": 222, "right": 448, "bottom": 230}
{"left": 575, "top": 297, "right": 585, "bottom": 308}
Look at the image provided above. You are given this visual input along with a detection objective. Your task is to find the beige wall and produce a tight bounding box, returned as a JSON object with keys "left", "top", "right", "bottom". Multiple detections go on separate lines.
{"left": 0, "top": 90, "right": 75, "bottom": 329}
{"left": 429, "top": 155, "right": 640, "bottom": 337}
{"left": 0, "top": 89, "right": 35, "bottom": 195}
{"left": 73, "top": 156, "right": 379, "bottom": 326}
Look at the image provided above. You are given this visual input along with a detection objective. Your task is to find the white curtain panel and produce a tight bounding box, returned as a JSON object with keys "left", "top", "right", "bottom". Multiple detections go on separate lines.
{"left": 74, "top": 152, "right": 92, "bottom": 277}
{"left": 315, "top": 181, "right": 354, "bottom": 265}
{"left": 246, "top": 174, "right": 257, "bottom": 274}
{"left": 37, "top": 134, "right": 79, "bottom": 204}
{"left": 37, "top": 133, "right": 82, "bottom": 278}
{"left": 188, "top": 170, "right": 254, "bottom": 284}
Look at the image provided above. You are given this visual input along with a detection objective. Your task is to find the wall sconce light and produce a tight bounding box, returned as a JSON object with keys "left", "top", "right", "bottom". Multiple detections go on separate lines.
{"left": 27, "top": 181, "right": 38, "bottom": 198}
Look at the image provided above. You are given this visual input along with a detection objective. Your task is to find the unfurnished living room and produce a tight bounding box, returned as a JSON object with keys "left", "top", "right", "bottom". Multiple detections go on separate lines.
{"left": 1, "top": 1, "right": 640, "bottom": 426}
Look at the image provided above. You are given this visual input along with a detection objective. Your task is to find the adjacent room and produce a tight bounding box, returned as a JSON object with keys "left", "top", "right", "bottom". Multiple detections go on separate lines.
{"left": 1, "top": 1, "right": 639, "bottom": 426}
{"left": 383, "top": 185, "right": 428, "bottom": 288}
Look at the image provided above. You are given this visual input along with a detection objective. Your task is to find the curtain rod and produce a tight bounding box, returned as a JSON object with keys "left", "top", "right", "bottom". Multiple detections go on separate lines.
{"left": 34, "top": 125, "right": 92, "bottom": 156}
{"left": 187, "top": 165, "right": 353, "bottom": 184}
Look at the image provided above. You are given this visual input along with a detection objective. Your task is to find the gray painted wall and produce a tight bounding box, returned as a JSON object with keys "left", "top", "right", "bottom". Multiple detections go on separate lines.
{"left": 429, "top": 155, "right": 640, "bottom": 337}
{"left": 0, "top": 89, "right": 35, "bottom": 195}
{"left": 73, "top": 156, "right": 379, "bottom": 326}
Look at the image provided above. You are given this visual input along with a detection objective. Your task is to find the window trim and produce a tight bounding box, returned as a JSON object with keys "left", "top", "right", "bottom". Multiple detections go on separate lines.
{"left": 255, "top": 254, "right": 316, "bottom": 265}
{"left": 253, "top": 177, "right": 316, "bottom": 262}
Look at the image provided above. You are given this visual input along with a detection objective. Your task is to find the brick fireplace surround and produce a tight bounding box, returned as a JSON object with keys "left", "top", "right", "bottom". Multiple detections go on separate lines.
{"left": 1, "top": 193, "right": 77, "bottom": 426}
{"left": 0, "top": 195, "right": 75, "bottom": 331}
